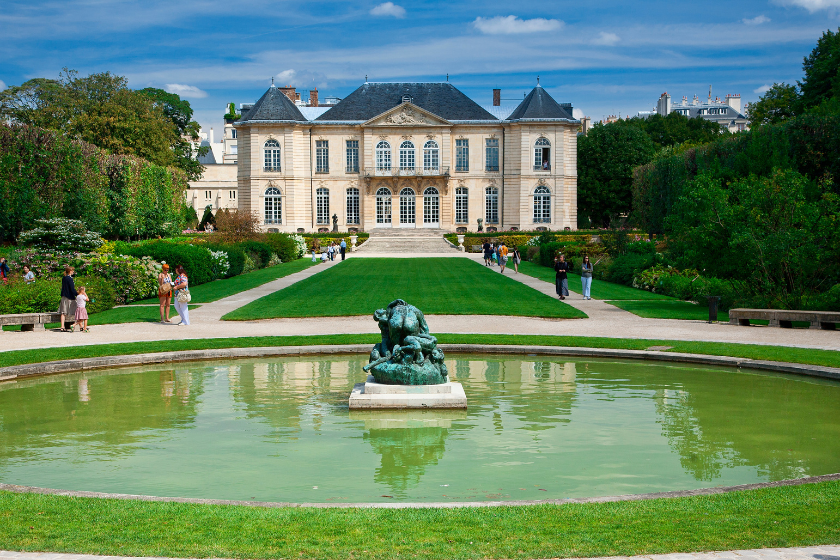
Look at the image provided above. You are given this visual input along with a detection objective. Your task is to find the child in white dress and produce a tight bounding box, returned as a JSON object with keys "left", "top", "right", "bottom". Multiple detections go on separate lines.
{"left": 75, "top": 286, "right": 90, "bottom": 332}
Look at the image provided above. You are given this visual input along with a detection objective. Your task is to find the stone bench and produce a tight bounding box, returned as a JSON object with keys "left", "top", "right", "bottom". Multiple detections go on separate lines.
{"left": 0, "top": 312, "right": 65, "bottom": 332}
{"left": 729, "top": 308, "right": 840, "bottom": 330}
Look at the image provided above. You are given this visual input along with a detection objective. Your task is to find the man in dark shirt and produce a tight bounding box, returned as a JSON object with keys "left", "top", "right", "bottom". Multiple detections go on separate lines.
{"left": 482, "top": 241, "right": 492, "bottom": 266}
{"left": 554, "top": 254, "right": 570, "bottom": 300}
{"left": 59, "top": 266, "right": 78, "bottom": 331}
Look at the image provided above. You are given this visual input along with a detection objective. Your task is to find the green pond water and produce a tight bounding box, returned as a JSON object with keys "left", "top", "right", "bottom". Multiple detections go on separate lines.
{"left": 1, "top": 354, "right": 839, "bottom": 503}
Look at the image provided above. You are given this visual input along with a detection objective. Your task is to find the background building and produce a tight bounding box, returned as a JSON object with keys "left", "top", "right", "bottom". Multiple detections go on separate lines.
{"left": 638, "top": 88, "right": 749, "bottom": 132}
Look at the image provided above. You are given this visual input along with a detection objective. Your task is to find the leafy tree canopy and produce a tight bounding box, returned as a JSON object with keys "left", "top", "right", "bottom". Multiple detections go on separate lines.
{"left": 0, "top": 69, "right": 205, "bottom": 180}
{"left": 610, "top": 112, "right": 727, "bottom": 148}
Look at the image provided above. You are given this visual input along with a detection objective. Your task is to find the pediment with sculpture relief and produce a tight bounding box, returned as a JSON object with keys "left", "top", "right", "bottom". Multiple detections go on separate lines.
{"left": 363, "top": 103, "right": 451, "bottom": 127}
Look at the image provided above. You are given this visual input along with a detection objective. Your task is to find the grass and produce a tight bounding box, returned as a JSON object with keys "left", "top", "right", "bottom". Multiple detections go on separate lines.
{"left": 608, "top": 300, "right": 729, "bottom": 321}
{"left": 2, "top": 306, "right": 201, "bottom": 331}
{"left": 516, "top": 261, "right": 673, "bottom": 301}
{"left": 130, "top": 259, "right": 320, "bottom": 304}
{"left": 0, "top": 480, "right": 837, "bottom": 559}
{"left": 223, "top": 258, "right": 587, "bottom": 320}
{"left": 2, "top": 333, "right": 840, "bottom": 369}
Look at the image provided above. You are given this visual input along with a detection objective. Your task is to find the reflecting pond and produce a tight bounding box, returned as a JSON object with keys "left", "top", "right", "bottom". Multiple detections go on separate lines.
{"left": 1, "top": 354, "right": 839, "bottom": 503}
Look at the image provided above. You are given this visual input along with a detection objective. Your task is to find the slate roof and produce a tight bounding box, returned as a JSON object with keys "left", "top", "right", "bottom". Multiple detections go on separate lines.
{"left": 316, "top": 83, "right": 498, "bottom": 122}
{"left": 238, "top": 86, "right": 307, "bottom": 123}
{"left": 507, "top": 86, "right": 575, "bottom": 121}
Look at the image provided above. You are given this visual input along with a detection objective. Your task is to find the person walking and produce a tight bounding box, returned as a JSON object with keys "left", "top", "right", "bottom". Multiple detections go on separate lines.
{"left": 490, "top": 243, "right": 497, "bottom": 266}
{"left": 0, "top": 257, "right": 9, "bottom": 284}
{"left": 328, "top": 242, "right": 335, "bottom": 261}
{"left": 512, "top": 248, "right": 521, "bottom": 273}
{"left": 554, "top": 254, "right": 570, "bottom": 300}
{"left": 75, "top": 286, "right": 90, "bottom": 332}
{"left": 23, "top": 265, "right": 35, "bottom": 283}
{"left": 58, "top": 266, "right": 77, "bottom": 331}
{"left": 340, "top": 238, "right": 347, "bottom": 261}
{"left": 580, "top": 255, "right": 594, "bottom": 300}
{"left": 172, "top": 265, "right": 190, "bottom": 326}
{"left": 499, "top": 243, "right": 509, "bottom": 273}
{"left": 482, "top": 240, "right": 492, "bottom": 266}
{"left": 158, "top": 263, "right": 173, "bottom": 323}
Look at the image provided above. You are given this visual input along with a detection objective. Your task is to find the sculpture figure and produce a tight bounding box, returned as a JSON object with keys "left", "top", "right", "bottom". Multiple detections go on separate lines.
{"left": 332, "top": 214, "right": 338, "bottom": 232}
{"left": 364, "top": 299, "right": 448, "bottom": 385}
{"left": 477, "top": 218, "right": 484, "bottom": 232}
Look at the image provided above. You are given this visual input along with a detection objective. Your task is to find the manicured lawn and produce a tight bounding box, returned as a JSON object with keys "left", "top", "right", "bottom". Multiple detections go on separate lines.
{"left": 517, "top": 261, "right": 673, "bottom": 301}
{"left": 130, "top": 259, "right": 320, "bottom": 304}
{"left": 223, "top": 258, "right": 587, "bottom": 320}
{"left": 2, "top": 334, "right": 840, "bottom": 368}
{"left": 608, "top": 300, "right": 729, "bottom": 321}
{"left": 0, "top": 481, "right": 837, "bottom": 560}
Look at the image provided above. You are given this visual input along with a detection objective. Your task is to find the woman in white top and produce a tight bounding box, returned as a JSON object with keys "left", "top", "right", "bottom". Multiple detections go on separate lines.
{"left": 23, "top": 266, "right": 35, "bottom": 284}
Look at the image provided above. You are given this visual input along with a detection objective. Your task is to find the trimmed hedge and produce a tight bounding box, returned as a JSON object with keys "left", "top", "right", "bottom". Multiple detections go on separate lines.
{"left": 237, "top": 240, "right": 273, "bottom": 269}
{"left": 0, "top": 275, "right": 115, "bottom": 315}
{"left": 121, "top": 241, "right": 214, "bottom": 285}
{"left": 264, "top": 233, "right": 299, "bottom": 263}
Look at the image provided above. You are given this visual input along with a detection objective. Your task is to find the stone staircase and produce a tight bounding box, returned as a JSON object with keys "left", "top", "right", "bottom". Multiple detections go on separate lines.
{"left": 356, "top": 228, "right": 461, "bottom": 253}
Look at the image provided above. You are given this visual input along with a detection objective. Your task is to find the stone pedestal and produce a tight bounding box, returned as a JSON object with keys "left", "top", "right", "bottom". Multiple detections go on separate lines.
{"left": 349, "top": 375, "right": 467, "bottom": 409}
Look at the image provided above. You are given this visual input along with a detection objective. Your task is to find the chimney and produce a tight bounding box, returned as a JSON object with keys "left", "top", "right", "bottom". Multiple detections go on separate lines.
{"left": 210, "top": 128, "right": 214, "bottom": 144}
{"left": 493, "top": 89, "right": 501, "bottom": 106}
{"left": 310, "top": 88, "right": 319, "bottom": 107}
{"left": 279, "top": 85, "right": 296, "bottom": 102}
{"left": 725, "top": 94, "right": 741, "bottom": 113}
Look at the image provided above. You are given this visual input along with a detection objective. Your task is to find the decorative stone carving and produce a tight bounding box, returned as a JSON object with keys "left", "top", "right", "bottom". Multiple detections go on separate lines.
{"left": 384, "top": 107, "right": 430, "bottom": 125}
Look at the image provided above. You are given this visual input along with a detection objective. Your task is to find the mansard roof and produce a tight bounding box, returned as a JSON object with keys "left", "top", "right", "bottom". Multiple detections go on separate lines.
{"left": 238, "top": 85, "right": 307, "bottom": 123}
{"left": 507, "top": 86, "right": 575, "bottom": 121}
{"left": 316, "top": 82, "right": 497, "bottom": 122}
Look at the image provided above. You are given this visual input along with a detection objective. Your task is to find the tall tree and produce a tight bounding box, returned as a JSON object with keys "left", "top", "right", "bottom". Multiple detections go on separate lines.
{"left": 747, "top": 83, "right": 801, "bottom": 126}
{"left": 799, "top": 27, "right": 840, "bottom": 110}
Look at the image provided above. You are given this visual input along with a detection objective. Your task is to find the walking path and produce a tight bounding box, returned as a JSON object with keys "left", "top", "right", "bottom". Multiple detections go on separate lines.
{"left": 1, "top": 253, "right": 838, "bottom": 352}
{"left": 1, "top": 545, "right": 838, "bottom": 560}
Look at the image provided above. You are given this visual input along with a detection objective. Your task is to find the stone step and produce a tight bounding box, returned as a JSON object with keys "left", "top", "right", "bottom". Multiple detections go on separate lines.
{"left": 356, "top": 237, "right": 459, "bottom": 253}
{"left": 367, "top": 228, "right": 449, "bottom": 238}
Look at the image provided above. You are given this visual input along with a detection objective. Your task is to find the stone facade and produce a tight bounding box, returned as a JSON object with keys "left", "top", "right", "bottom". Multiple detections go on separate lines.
{"left": 235, "top": 82, "right": 579, "bottom": 233}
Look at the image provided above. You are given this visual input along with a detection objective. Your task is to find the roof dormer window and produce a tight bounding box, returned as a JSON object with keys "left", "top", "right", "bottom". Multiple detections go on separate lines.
{"left": 402, "top": 95, "right": 411, "bottom": 103}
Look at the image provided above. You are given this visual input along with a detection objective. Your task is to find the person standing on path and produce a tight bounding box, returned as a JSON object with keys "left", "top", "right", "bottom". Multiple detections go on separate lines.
{"left": 581, "top": 256, "right": 593, "bottom": 300}
{"left": 499, "top": 243, "right": 509, "bottom": 273}
{"left": 482, "top": 241, "right": 492, "bottom": 266}
{"left": 158, "top": 263, "right": 173, "bottom": 323}
{"left": 58, "top": 266, "right": 77, "bottom": 331}
{"left": 554, "top": 254, "right": 570, "bottom": 300}
{"left": 172, "top": 265, "right": 190, "bottom": 326}
{"left": 512, "top": 248, "right": 521, "bottom": 273}
{"left": 340, "top": 238, "right": 346, "bottom": 261}
{"left": 75, "top": 286, "right": 90, "bottom": 332}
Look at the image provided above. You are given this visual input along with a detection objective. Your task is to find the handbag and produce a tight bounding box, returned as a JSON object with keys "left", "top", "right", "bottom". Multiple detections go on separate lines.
{"left": 176, "top": 289, "right": 191, "bottom": 303}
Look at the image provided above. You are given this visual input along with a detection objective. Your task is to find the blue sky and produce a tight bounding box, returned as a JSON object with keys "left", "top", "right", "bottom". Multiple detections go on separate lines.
{"left": 1, "top": 0, "right": 838, "bottom": 136}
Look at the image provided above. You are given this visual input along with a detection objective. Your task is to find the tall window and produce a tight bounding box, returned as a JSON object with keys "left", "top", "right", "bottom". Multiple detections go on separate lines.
{"left": 399, "top": 188, "right": 416, "bottom": 224}
{"left": 455, "top": 139, "right": 469, "bottom": 172}
{"left": 485, "top": 138, "right": 499, "bottom": 172}
{"left": 534, "top": 137, "right": 551, "bottom": 171}
{"left": 423, "top": 187, "right": 440, "bottom": 224}
{"left": 265, "top": 186, "right": 282, "bottom": 224}
{"left": 231, "top": 129, "right": 237, "bottom": 139}
{"left": 423, "top": 140, "right": 439, "bottom": 171}
{"left": 485, "top": 186, "right": 499, "bottom": 223}
{"left": 264, "top": 139, "right": 281, "bottom": 172}
{"left": 316, "top": 140, "right": 329, "bottom": 173}
{"left": 345, "top": 140, "right": 359, "bottom": 173}
{"left": 346, "top": 187, "right": 360, "bottom": 224}
{"left": 376, "top": 141, "right": 391, "bottom": 171}
{"left": 376, "top": 187, "right": 392, "bottom": 224}
{"left": 399, "top": 141, "right": 415, "bottom": 170}
{"left": 316, "top": 187, "right": 329, "bottom": 224}
{"left": 455, "top": 187, "right": 468, "bottom": 224}
{"left": 534, "top": 186, "right": 551, "bottom": 223}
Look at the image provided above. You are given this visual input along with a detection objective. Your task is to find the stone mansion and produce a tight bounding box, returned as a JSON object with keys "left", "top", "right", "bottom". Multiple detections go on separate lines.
{"left": 194, "top": 81, "right": 580, "bottom": 233}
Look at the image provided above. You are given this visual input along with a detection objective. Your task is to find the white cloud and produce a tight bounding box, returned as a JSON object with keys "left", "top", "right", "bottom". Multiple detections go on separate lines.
{"left": 743, "top": 15, "right": 770, "bottom": 25}
{"left": 370, "top": 2, "right": 406, "bottom": 18}
{"left": 473, "top": 15, "right": 563, "bottom": 35}
{"left": 774, "top": 0, "right": 840, "bottom": 11}
{"left": 592, "top": 32, "right": 620, "bottom": 46}
{"left": 164, "top": 83, "right": 208, "bottom": 98}
{"left": 0, "top": 79, "right": 6, "bottom": 91}
{"left": 754, "top": 84, "right": 772, "bottom": 94}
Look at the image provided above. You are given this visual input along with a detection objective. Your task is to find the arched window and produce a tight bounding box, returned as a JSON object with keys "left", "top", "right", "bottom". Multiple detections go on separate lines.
{"left": 533, "top": 186, "right": 551, "bottom": 223}
{"left": 376, "top": 187, "right": 392, "bottom": 224}
{"left": 424, "top": 187, "right": 440, "bottom": 225}
{"left": 399, "top": 141, "right": 415, "bottom": 171}
{"left": 264, "top": 139, "right": 281, "bottom": 172}
{"left": 485, "top": 186, "right": 499, "bottom": 224}
{"left": 376, "top": 141, "right": 391, "bottom": 171}
{"left": 534, "top": 137, "right": 551, "bottom": 171}
{"left": 316, "top": 187, "right": 329, "bottom": 225}
{"left": 264, "top": 186, "right": 282, "bottom": 224}
{"left": 455, "top": 187, "right": 468, "bottom": 224}
{"left": 346, "top": 187, "right": 360, "bottom": 225}
{"left": 399, "top": 188, "right": 416, "bottom": 224}
{"left": 423, "top": 140, "right": 439, "bottom": 172}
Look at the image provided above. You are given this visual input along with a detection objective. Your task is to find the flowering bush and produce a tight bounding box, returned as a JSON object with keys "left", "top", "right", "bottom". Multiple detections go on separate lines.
{"left": 267, "top": 253, "right": 282, "bottom": 267}
{"left": 17, "top": 218, "right": 103, "bottom": 252}
{"left": 209, "top": 249, "right": 230, "bottom": 278}
{"left": 290, "top": 234, "right": 307, "bottom": 259}
{"left": 242, "top": 253, "right": 256, "bottom": 274}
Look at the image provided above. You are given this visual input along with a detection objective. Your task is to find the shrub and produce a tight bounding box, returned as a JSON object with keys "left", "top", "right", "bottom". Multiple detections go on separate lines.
{"left": 198, "top": 206, "right": 215, "bottom": 231}
{"left": 121, "top": 241, "right": 214, "bottom": 285}
{"left": 206, "top": 243, "right": 245, "bottom": 277}
{"left": 181, "top": 205, "right": 199, "bottom": 230}
{"left": 237, "top": 240, "right": 273, "bottom": 269}
{"left": 497, "top": 235, "right": 532, "bottom": 248}
{"left": 17, "top": 218, "right": 103, "bottom": 252}
{"left": 526, "top": 246, "right": 540, "bottom": 262}
{"left": 538, "top": 242, "right": 565, "bottom": 267}
{"left": 73, "top": 275, "right": 117, "bottom": 314}
{"left": 209, "top": 249, "right": 230, "bottom": 278}
{"left": 242, "top": 253, "right": 256, "bottom": 274}
{"left": 626, "top": 240, "right": 656, "bottom": 255}
{"left": 0, "top": 274, "right": 115, "bottom": 314}
{"left": 604, "top": 252, "right": 658, "bottom": 286}
{"left": 264, "top": 233, "right": 302, "bottom": 262}
{"left": 215, "top": 209, "right": 261, "bottom": 243}
{"left": 805, "top": 283, "right": 840, "bottom": 311}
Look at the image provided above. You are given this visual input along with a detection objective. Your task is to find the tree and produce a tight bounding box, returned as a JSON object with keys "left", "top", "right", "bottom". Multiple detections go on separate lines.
{"left": 578, "top": 123, "right": 657, "bottom": 227}
{"left": 747, "top": 83, "right": 801, "bottom": 126}
{"left": 613, "top": 113, "right": 727, "bottom": 148}
{"left": 799, "top": 27, "right": 840, "bottom": 110}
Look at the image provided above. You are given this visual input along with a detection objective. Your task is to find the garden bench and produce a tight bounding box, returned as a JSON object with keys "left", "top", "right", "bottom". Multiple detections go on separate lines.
{"left": 0, "top": 312, "right": 65, "bottom": 332}
{"left": 729, "top": 308, "right": 840, "bottom": 330}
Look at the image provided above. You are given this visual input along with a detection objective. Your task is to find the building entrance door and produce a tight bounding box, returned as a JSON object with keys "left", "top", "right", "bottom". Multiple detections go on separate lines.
{"left": 399, "top": 188, "right": 416, "bottom": 228}
{"left": 423, "top": 187, "right": 440, "bottom": 228}
{"left": 375, "top": 187, "right": 392, "bottom": 227}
